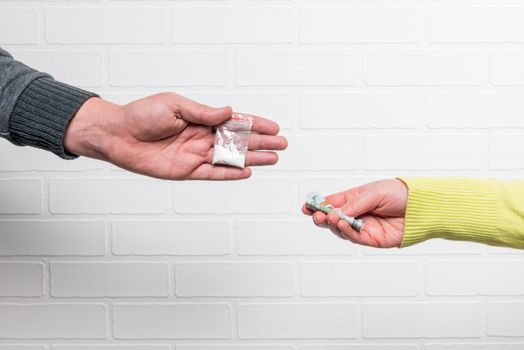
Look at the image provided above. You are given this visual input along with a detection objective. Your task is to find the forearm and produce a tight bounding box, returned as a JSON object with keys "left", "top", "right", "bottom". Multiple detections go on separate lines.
{"left": 0, "top": 47, "right": 97, "bottom": 158}
{"left": 399, "top": 177, "right": 524, "bottom": 249}
{"left": 0, "top": 48, "right": 47, "bottom": 137}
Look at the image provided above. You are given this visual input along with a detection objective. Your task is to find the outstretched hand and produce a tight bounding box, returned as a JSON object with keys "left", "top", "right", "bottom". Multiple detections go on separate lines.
{"left": 64, "top": 93, "right": 287, "bottom": 180}
{"left": 302, "top": 179, "right": 408, "bottom": 248}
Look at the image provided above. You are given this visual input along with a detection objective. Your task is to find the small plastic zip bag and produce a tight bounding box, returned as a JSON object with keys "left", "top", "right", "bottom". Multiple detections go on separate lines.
{"left": 212, "top": 113, "right": 253, "bottom": 168}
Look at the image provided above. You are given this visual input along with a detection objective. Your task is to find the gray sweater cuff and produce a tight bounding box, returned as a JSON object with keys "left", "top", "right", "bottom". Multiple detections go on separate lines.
{"left": 9, "top": 77, "right": 98, "bottom": 159}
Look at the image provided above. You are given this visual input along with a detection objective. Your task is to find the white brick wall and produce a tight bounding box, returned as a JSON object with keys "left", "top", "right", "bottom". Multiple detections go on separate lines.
{"left": 301, "top": 261, "right": 420, "bottom": 297}
{"left": 236, "top": 50, "right": 357, "bottom": 86}
{"left": 1, "top": 0, "right": 524, "bottom": 348}
{"left": 0, "top": 9, "right": 38, "bottom": 44}
{"left": 45, "top": 8, "right": 167, "bottom": 44}
{"left": 0, "top": 304, "right": 107, "bottom": 338}
{"left": 113, "top": 304, "right": 232, "bottom": 339}
{"left": 362, "top": 302, "right": 484, "bottom": 338}
{"left": 11, "top": 51, "right": 104, "bottom": 87}
{"left": 175, "top": 261, "right": 295, "bottom": 297}
{"left": 239, "top": 303, "right": 358, "bottom": 339}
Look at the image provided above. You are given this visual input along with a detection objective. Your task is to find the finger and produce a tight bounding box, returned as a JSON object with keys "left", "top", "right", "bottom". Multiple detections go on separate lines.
{"left": 188, "top": 163, "right": 252, "bottom": 181}
{"left": 174, "top": 94, "right": 233, "bottom": 126}
{"left": 248, "top": 134, "right": 288, "bottom": 151}
{"left": 245, "top": 151, "right": 278, "bottom": 166}
{"left": 340, "top": 191, "right": 380, "bottom": 218}
{"left": 313, "top": 218, "right": 328, "bottom": 229}
{"left": 302, "top": 204, "right": 314, "bottom": 215}
{"left": 337, "top": 220, "right": 376, "bottom": 247}
{"left": 250, "top": 115, "right": 280, "bottom": 136}
{"left": 326, "top": 212, "right": 344, "bottom": 239}
{"left": 324, "top": 187, "right": 360, "bottom": 208}
{"left": 326, "top": 212, "right": 341, "bottom": 228}
{"left": 313, "top": 211, "right": 328, "bottom": 227}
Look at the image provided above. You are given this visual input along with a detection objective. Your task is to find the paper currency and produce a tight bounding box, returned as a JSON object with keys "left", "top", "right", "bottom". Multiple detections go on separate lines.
{"left": 306, "top": 191, "right": 364, "bottom": 232}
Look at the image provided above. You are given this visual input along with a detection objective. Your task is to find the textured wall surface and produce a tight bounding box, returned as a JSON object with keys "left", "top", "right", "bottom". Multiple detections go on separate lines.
{"left": 1, "top": 0, "right": 524, "bottom": 349}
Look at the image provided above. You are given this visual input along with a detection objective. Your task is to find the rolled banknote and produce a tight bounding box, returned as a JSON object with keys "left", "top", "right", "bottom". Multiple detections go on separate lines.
{"left": 306, "top": 191, "right": 364, "bottom": 232}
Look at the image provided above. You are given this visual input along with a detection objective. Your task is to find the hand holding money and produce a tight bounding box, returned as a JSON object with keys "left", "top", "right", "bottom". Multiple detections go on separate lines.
{"left": 306, "top": 191, "right": 364, "bottom": 231}
{"left": 302, "top": 179, "right": 408, "bottom": 248}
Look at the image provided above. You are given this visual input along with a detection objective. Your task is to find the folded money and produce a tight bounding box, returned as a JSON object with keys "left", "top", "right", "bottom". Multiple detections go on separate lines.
{"left": 306, "top": 191, "right": 364, "bottom": 232}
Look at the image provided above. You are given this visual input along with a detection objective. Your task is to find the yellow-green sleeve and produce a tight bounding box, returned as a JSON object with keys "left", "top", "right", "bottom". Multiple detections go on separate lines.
{"left": 397, "top": 177, "right": 524, "bottom": 249}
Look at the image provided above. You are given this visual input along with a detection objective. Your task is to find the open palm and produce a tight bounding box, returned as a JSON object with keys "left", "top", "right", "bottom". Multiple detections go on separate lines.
{"left": 65, "top": 93, "right": 287, "bottom": 180}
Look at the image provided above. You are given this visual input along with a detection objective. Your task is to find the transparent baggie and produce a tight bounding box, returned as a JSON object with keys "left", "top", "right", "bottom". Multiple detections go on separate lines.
{"left": 212, "top": 113, "right": 253, "bottom": 169}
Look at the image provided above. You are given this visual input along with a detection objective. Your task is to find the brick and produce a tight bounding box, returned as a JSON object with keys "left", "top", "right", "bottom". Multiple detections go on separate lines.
{"left": 0, "top": 178, "right": 41, "bottom": 214}
{"left": 53, "top": 346, "right": 169, "bottom": 350}
{"left": 236, "top": 50, "right": 357, "bottom": 86}
{"left": 0, "top": 9, "right": 38, "bottom": 44}
{"left": 0, "top": 140, "right": 106, "bottom": 171}
{"left": 363, "top": 302, "right": 483, "bottom": 338}
{"left": 490, "top": 134, "right": 524, "bottom": 169}
{"left": 239, "top": 303, "right": 357, "bottom": 339}
{"left": 0, "top": 220, "right": 105, "bottom": 256}
{"left": 178, "top": 346, "right": 294, "bottom": 350}
{"left": 173, "top": 6, "right": 293, "bottom": 43}
{"left": 428, "top": 7, "right": 524, "bottom": 43}
{"left": 49, "top": 178, "right": 168, "bottom": 214}
{"left": 50, "top": 262, "right": 169, "bottom": 297}
{"left": 301, "top": 261, "right": 420, "bottom": 296}
{"left": 113, "top": 304, "right": 231, "bottom": 339}
{"left": 300, "top": 6, "right": 419, "bottom": 43}
{"left": 11, "top": 51, "right": 103, "bottom": 87}
{"left": 364, "top": 49, "right": 485, "bottom": 86}
{"left": 51, "top": 344, "right": 171, "bottom": 350}
{"left": 492, "top": 50, "right": 524, "bottom": 85}
{"left": 109, "top": 51, "right": 230, "bottom": 87}
{"left": 112, "top": 220, "right": 231, "bottom": 256}
{"left": 0, "top": 263, "right": 43, "bottom": 297}
{"left": 300, "top": 92, "right": 420, "bottom": 129}
{"left": 428, "top": 91, "right": 524, "bottom": 128}
{"left": 426, "top": 344, "right": 524, "bottom": 350}
{"left": 0, "top": 304, "right": 106, "bottom": 338}
{"left": 45, "top": 7, "right": 166, "bottom": 43}
{"left": 302, "top": 346, "right": 419, "bottom": 350}
{"left": 175, "top": 262, "right": 295, "bottom": 297}
{"left": 488, "top": 302, "right": 524, "bottom": 336}
{"left": 237, "top": 220, "right": 357, "bottom": 256}
{"left": 184, "top": 92, "right": 296, "bottom": 130}
{"left": 363, "top": 134, "right": 484, "bottom": 170}
{"left": 173, "top": 177, "right": 297, "bottom": 214}
{"left": 273, "top": 135, "right": 358, "bottom": 171}
{"left": 427, "top": 260, "right": 524, "bottom": 295}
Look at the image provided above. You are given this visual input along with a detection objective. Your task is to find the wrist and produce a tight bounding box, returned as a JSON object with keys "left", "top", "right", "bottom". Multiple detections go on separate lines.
{"left": 64, "top": 97, "right": 122, "bottom": 161}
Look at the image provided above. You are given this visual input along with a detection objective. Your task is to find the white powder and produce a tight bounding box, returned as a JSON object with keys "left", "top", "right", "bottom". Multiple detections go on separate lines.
{"left": 212, "top": 143, "right": 246, "bottom": 168}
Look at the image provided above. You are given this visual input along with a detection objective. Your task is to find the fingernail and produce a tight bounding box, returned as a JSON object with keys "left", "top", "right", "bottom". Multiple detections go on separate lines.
{"left": 312, "top": 216, "right": 319, "bottom": 225}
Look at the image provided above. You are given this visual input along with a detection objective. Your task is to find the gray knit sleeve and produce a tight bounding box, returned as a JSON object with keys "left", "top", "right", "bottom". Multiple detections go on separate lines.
{"left": 0, "top": 47, "right": 98, "bottom": 159}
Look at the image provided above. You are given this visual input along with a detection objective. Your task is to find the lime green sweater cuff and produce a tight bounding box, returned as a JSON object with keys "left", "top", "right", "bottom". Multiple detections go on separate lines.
{"left": 398, "top": 177, "right": 498, "bottom": 248}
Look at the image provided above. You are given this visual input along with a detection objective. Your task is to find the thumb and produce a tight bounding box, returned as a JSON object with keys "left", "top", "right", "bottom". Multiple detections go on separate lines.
{"left": 176, "top": 95, "right": 232, "bottom": 126}
{"left": 340, "top": 191, "right": 380, "bottom": 218}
